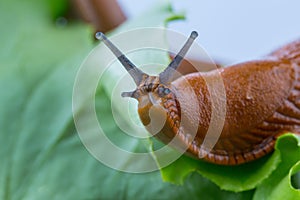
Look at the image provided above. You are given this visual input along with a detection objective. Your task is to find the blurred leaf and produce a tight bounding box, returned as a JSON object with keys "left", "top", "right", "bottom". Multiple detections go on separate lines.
{"left": 47, "top": 0, "right": 70, "bottom": 20}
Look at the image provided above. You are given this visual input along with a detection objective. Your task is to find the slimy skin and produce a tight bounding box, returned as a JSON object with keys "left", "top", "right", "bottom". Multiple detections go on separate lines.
{"left": 98, "top": 31, "right": 300, "bottom": 165}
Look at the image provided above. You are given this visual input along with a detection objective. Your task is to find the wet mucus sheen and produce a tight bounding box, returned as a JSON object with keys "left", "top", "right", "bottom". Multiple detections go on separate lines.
{"left": 96, "top": 31, "right": 300, "bottom": 165}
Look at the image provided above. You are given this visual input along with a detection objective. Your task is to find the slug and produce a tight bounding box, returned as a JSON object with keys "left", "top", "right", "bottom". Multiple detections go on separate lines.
{"left": 96, "top": 31, "right": 300, "bottom": 165}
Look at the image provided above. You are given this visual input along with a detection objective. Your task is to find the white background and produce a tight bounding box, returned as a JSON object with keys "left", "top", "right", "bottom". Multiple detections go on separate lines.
{"left": 118, "top": 0, "right": 300, "bottom": 64}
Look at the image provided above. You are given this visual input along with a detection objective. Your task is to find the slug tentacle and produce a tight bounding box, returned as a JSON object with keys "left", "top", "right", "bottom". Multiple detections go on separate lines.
{"left": 96, "top": 32, "right": 148, "bottom": 85}
{"left": 159, "top": 31, "right": 198, "bottom": 85}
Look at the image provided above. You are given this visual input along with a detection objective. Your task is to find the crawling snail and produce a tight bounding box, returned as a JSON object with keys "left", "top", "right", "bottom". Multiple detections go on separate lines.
{"left": 96, "top": 31, "right": 300, "bottom": 165}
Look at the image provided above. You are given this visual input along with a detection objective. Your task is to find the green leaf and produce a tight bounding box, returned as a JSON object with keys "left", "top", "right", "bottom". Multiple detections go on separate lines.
{"left": 161, "top": 139, "right": 281, "bottom": 192}
{"left": 161, "top": 133, "right": 300, "bottom": 194}
{"left": 261, "top": 161, "right": 300, "bottom": 200}
{"left": 253, "top": 134, "right": 300, "bottom": 200}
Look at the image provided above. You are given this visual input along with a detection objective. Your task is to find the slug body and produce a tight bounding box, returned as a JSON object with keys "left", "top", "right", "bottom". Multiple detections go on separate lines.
{"left": 97, "top": 31, "right": 300, "bottom": 165}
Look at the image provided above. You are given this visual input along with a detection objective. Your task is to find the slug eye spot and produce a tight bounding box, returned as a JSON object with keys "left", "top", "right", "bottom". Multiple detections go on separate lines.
{"left": 157, "top": 86, "right": 171, "bottom": 97}
{"left": 164, "top": 88, "right": 171, "bottom": 95}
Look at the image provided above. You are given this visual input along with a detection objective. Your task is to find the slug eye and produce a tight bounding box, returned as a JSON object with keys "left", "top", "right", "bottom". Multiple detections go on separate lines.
{"left": 157, "top": 86, "right": 171, "bottom": 97}
{"left": 164, "top": 88, "right": 171, "bottom": 95}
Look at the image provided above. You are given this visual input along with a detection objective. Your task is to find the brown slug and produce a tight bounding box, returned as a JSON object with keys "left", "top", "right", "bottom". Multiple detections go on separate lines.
{"left": 96, "top": 31, "right": 300, "bottom": 165}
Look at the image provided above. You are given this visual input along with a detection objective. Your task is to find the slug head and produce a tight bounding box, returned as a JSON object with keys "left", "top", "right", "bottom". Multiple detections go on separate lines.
{"left": 121, "top": 75, "right": 173, "bottom": 131}
{"left": 96, "top": 31, "right": 198, "bottom": 134}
